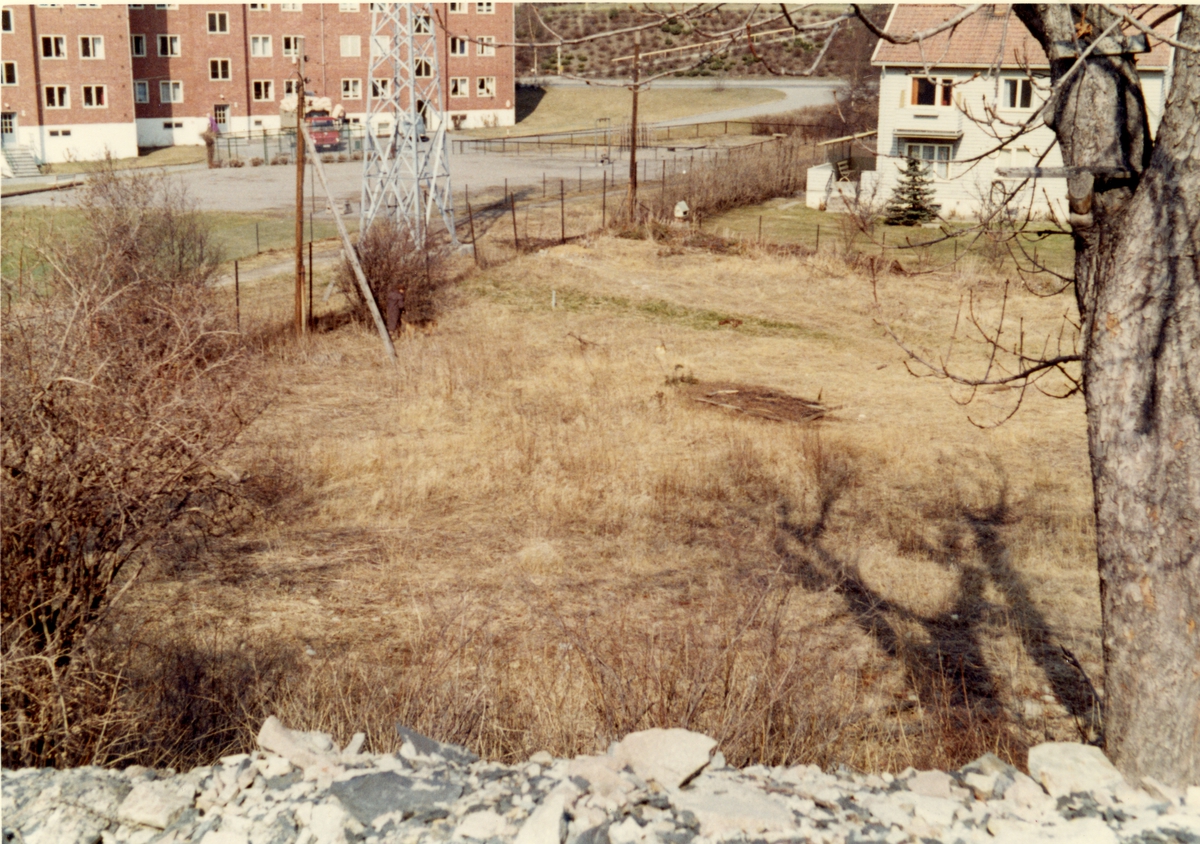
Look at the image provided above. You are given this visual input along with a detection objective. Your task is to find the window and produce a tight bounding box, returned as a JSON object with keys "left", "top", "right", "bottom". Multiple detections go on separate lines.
{"left": 249, "top": 3, "right": 268, "bottom": 9}
{"left": 283, "top": 78, "right": 299, "bottom": 95}
{"left": 134, "top": 80, "right": 148, "bottom": 103}
{"left": 162, "top": 120, "right": 182, "bottom": 129}
{"left": 448, "top": 2, "right": 465, "bottom": 12}
{"left": 449, "top": 77, "right": 468, "bottom": 98}
{"left": 414, "top": 58, "right": 431, "bottom": 78}
{"left": 338, "top": 2, "right": 358, "bottom": 10}
{"left": 477, "top": 76, "right": 494, "bottom": 98}
{"left": 477, "top": 35, "right": 495, "bottom": 57}
{"left": 209, "top": 58, "right": 230, "bottom": 80}
{"left": 214, "top": 104, "right": 228, "bottom": 126}
{"left": 449, "top": 37, "right": 467, "bottom": 56}
{"left": 370, "top": 78, "right": 389, "bottom": 98}
{"left": 154, "top": 4, "right": 178, "bottom": 9}
{"left": 1, "top": 113, "right": 14, "bottom": 135}
{"left": 41, "top": 36, "right": 66, "bottom": 58}
{"left": 905, "top": 143, "right": 952, "bottom": 178}
{"left": 160, "top": 80, "right": 182, "bottom": 103}
{"left": 252, "top": 79, "right": 273, "bottom": 101}
{"left": 82, "top": 84, "right": 106, "bottom": 107}
{"left": 2, "top": 9, "right": 12, "bottom": 32}
{"left": 476, "top": 2, "right": 493, "bottom": 13}
{"left": 341, "top": 78, "right": 361, "bottom": 99}
{"left": 158, "top": 34, "right": 180, "bottom": 57}
{"left": 158, "top": 81, "right": 183, "bottom": 103}
{"left": 44, "top": 85, "right": 69, "bottom": 108}
{"left": 911, "top": 77, "right": 952, "bottom": 107}
{"left": 128, "top": 4, "right": 143, "bottom": 8}
{"left": 1005, "top": 78, "right": 1033, "bottom": 109}
{"left": 280, "top": 2, "right": 300, "bottom": 10}
{"left": 413, "top": 13, "right": 430, "bottom": 34}
{"left": 80, "top": 35, "right": 104, "bottom": 59}
{"left": 283, "top": 35, "right": 301, "bottom": 57}
{"left": 251, "top": 35, "right": 272, "bottom": 57}
{"left": 1, "top": 62, "right": 16, "bottom": 86}
{"left": 48, "top": 129, "right": 72, "bottom": 137}
{"left": 369, "top": 35, "right": 390, "bottom": 57}
{"left": 131, "top": 34, "right": 145, "bottom": 56}
{"left": 207, "top": 11, "right": 228, "bottom": 33}
{"left": 339, "top": 35, "right": 360, "bottom": 57}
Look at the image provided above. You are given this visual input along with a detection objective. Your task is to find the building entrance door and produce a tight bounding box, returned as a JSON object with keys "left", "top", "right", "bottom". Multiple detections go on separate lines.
{"left": 1, "top": 112, "right": 16, "bottom": 147}
{"left": 213, "top": 104, "right": 229, "bottom": 131}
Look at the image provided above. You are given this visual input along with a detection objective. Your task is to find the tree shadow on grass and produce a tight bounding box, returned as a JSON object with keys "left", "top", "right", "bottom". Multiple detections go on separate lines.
{"left": 773, "top": 466, "right": 1102, "bottom": 750}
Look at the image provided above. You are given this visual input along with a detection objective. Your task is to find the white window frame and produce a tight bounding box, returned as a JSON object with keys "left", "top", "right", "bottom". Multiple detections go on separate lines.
{"left": 1, "top": 61, "right": 17, "bottom": 86}
{"left": 414, "top": 58, "right": 432, "bottom": 78}
{"left": 41, "top": 35, "right": 67, "bottom": 59}
{"left": 477, "top": 36, "right": 495, "bottom": 57}
{"left": 134, "top": 80, "right": 149, "bottom": 103}
{"left": 80, "top": 35, "right": 104, "bottom": 59}
{"left": 370, "top": 78, "right": 390, "bottom": 98}
{"left": 476, "top": 2, "right": 493, "bottom": 13}
{"left": 413, "top": 13, "right": 430, "bottom": 34}
{"left": 252, "top": 79, "right": 273, "bottom": 101}
{"left": 449, "top": 36, "right": 466, "bottom": 56}
{"left": 207, "top": 11, "right": 228, "bottom": 34}
{"left": 131, "top": 34, "right": 146, "bottom": 57}
{"left": 448, "top": 2, "right": 465, "bottom": 13}
{"left": 282, "top": 34, "right": 302, "bottom": 57}
{"left": 250, "top": 35, "right": 272, "bottom": 57}
{"left": 369, "top": 34, "right": 390, "bottom": 58}
{"left": 157, "top": 34, "right": 180, "bottom": 57}
{"left": 1004, "top": 78, "right": 1034, "bottom": 109}
{"left": 280, "top": 2, "right": 301, "bottom": 11}
{"left": 81, "top": 84, "right": 106, "bottom": 108}
{"left": 44, "top": 84, "right": 69, "bottom": 108}
{"left": 341, "top": 78, "right": 361, "bottom": 99}
{"left": 159, "top": 80, "right": 183, "bottom": 103}
{"left": 476, "top": 76, "right": 495, "bottom": 98}
{"left": 339, "top": 34, "right": 360, "bottom": 57}
{"left": 154, "top": 4, "right": 178, "bottom": 9}
{"left": 905, "top": 142, "right": 952, "bottom": 179}
{"left": 449, "top": 76, "right": 468, "bottom": 98}
{"left": 337, "top": 2, "right": 358, "bottom": 11}
{"left": 209, "top": 58, "right": 231, "bottom": 80}
{"left": 214, "top": 104, "right": 229, "bottom": 126}
{"left": 283, "top": 79, "right": 299, "bottom": 95}
{"left": 248, "top": 3, "right": 268, "bottom": 10}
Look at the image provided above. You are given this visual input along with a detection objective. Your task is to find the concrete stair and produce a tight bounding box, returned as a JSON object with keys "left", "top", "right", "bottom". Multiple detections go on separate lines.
{"left": 2, "top": 146, "right": 42, "bottom": 178}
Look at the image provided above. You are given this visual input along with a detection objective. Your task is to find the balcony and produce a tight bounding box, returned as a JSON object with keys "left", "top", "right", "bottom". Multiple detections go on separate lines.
{"left": 893, "top": 109, "right": 964, "bottom": 142}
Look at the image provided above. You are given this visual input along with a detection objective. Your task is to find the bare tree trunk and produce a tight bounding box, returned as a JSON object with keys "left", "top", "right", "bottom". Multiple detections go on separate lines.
{"left": 1016, "top": 4, "right": 1200, "bottom": 786}
{"left": 628, "top": 30, "right": 640, "bottom": 221}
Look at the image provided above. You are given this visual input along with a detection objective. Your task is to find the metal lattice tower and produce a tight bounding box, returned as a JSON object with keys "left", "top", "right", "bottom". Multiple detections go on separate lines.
{"left": 361, "top": 2, "right": 457, "bottom": 247}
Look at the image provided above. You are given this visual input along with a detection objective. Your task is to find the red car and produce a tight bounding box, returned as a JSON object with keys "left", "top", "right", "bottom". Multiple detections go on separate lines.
{"left": 306, "top": 115, "right": 343, "bottom": 152}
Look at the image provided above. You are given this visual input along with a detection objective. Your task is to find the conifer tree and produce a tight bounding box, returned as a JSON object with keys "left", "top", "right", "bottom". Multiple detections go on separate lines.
{"left": 883, "top": 157, "right": 941, "bottom": 226}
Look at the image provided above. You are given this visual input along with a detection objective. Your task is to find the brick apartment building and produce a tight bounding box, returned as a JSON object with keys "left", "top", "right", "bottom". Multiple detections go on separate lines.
{"left": 2, "top": 2, "right": 514, "bottom": 168}
{"left": 2, "top": 4, "right": 140, "bottom": 165}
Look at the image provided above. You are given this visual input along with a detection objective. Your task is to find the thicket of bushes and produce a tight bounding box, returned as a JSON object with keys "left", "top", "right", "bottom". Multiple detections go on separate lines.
{"left": 1, "top": 166, "right": 267, "bottom": 767}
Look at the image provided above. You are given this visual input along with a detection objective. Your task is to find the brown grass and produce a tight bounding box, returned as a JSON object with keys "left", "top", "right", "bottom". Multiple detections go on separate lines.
{"left": 90, "top": 217, "right": 1100, "bottom": 773}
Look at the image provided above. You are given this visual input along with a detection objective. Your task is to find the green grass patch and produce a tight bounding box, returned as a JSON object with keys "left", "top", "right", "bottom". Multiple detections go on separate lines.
{"left": 465, "top": 84, "right": 786, "bottom": 138}
{"left": 42, "top": 146, "right": 208, "bottom": 175}
{"left": 470, "top": 269, "right": 829, "bottom": 341}
{"left": 706, "top": 198, "right": 1075, "bottom": 277}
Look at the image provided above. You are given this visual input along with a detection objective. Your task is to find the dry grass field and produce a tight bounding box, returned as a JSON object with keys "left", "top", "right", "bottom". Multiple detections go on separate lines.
{"left": 103, "top": 207, "right": 1101, "bottom": 774}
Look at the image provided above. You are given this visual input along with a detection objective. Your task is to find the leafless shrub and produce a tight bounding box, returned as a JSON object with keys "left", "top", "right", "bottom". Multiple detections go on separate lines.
{"left": 228, "top": 158, "right": 245, "bottom": 168}
{"left": 337, "top": 221, "right": 451, "bottom": 329}
{"left": 270, "top": 153, "right": 290, "bottom": 166}
{"left": 0, "top": 164, "right": 268, "bottom": 768}
{"left": 250, "top": 156, "right": 265, "bottom": 167}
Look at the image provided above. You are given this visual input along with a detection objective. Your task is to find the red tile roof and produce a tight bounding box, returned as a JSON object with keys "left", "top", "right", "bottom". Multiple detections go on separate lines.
{"left": 872, "top": 4, "right": 1174, "bottom": 70}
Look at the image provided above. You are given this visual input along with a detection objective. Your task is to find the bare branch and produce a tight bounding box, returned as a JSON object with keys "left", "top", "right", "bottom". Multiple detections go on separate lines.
{"left": 851, "top": 4, "right": 984, "bottom": 45}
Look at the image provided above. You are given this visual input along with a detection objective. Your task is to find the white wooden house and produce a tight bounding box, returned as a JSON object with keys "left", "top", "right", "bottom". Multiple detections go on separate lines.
{"left": 807, "top": 4, "right": 1176, "bottom": 219}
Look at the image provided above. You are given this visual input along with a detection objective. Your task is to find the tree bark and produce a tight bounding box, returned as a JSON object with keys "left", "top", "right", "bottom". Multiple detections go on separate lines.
{"left": 1015, "top": 4, "right": 1200, "bottom": 786}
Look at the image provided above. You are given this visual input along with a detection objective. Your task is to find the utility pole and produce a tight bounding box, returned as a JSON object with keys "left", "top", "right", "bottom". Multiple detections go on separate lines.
{"left": 294, "top": 38, "right": 306, "bottom": 338}
{"left": 627, "top": 30, "right": 640, "bottom": 221}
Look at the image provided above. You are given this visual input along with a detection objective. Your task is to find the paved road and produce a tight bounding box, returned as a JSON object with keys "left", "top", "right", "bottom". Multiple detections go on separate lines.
{"left": 4, "top": 78, "right": 832, "bottom": 214}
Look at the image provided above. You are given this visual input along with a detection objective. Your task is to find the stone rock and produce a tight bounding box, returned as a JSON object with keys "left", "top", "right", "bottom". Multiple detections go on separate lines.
{"left": 1027, "top": 742, "right": 1126, "bottom": 797}
{"left": 612, "top": 729, "right": 715, "bottom": 790}
{"left": 566, "top": 756, "right": 634, "bottom": 806}
{"left": 455, "top": 809, "right": 513, "bottom": 840}
{"left": 907, "top": 770, "right": 952, "bottom": 799}
{"left": 309, "top": 801, "right": 350, "bottom": 844}
{"left": 513, "top": 788, "right": 571, "bottom": 844}
{"left": 396, "top": 724, "right": 479, "bottom": 766}
{"left": 1004, "top": 772, "right": 1057, "bottom": 815}
{"left": 330, "top": 771, "right": 462, "bottom": 826}
{"left": 117, "top": 780, "right": 193, "bottom": 829}
{"left": 962, "top": 771, "right": 998, "bottom": 800}
{"left": 1187, "top": 785, "right": 1200, "bottom": 809}
{"left": 670, "top": 779, "right": 795, "bottom": 837}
